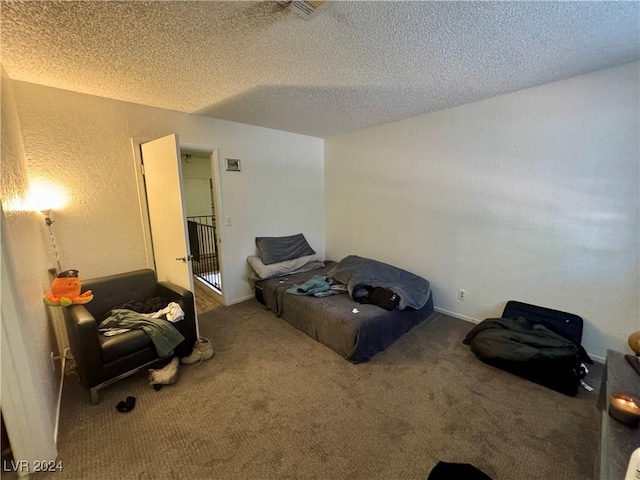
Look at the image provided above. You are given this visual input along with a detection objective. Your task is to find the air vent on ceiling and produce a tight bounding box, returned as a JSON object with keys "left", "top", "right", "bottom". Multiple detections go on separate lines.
{"left": 277, "top": 0, "right": 326, "bottom": 20}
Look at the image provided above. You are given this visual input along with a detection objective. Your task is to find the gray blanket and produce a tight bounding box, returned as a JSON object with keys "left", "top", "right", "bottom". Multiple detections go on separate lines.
{"left": 328, "top": 255, "right": 430, "bottom": 310}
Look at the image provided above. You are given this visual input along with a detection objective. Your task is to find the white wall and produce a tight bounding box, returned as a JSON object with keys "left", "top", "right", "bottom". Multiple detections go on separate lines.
{"left": 1, "top": 69, "right": 58, "bottom": 466}
{"left": 11, "top": 82, "right": 324, "bottom": 304}
{"left": 182, "top": 154, "right": 214, "bottom": 218}
{"left": 183, "top": 177, "right": 213, "bottom": 218}
{"left": 325, "top": 62, "right": 640, "bottom": 359}
{"left": 182, "top": 153, "right": 213, "bottom": 178}
{"left": 210, "top": 119, "right": 325, "bottom": 302}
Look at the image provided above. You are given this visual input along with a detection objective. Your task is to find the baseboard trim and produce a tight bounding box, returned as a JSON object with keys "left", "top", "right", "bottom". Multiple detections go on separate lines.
{"left": 228, "top": 294, "right": 255, "bottom": 306}
{"left": 434, "top": 307, "right": 480, "bottom": 324}
{"left": 433, "top": 307, "right": 605, "bottom": 364}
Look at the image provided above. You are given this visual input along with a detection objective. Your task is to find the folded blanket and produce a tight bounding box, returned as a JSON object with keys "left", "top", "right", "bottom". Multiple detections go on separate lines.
{"left": 248, "top": 253, "right": 324, "bottom": 280}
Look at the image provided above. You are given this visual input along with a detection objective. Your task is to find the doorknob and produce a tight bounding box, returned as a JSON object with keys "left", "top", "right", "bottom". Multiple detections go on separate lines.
{"left": 175, "top": 255, "right": 194, "bottom": 262}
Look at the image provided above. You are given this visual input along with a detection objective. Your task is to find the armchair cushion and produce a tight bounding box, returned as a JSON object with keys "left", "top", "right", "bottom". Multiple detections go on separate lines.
{"left": 99, "top": 329, "right": 152, "bottom": 363}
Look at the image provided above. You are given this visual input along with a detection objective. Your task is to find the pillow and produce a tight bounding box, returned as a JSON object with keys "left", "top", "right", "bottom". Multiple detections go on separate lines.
{"left": 247, "top": 253, "right": 324, "bottom": 280}
{"left": 255, "top": 233, "right": 316, "bottom": 265}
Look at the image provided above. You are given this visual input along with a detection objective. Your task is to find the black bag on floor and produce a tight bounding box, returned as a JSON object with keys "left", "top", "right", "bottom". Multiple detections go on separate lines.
{"left": 427, "top": 461, "right": 493, "bottom": 480}
{"left": 355, "top": 285, "right": 401, "bottom": 311}
{"left": 464, "top": 301, "right": 593, "bottom": 397}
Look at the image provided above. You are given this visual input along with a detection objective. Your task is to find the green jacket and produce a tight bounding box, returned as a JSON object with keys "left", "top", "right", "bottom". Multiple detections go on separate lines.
{"left": 99, "top": 309, "right": 185, "bottom": 357}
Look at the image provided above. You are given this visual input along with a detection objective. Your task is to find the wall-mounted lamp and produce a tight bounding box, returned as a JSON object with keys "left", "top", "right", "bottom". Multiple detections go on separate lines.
{"left": 39, "top": 208, "right": 62, "bottom": 272}
{"left": 41, "top": 209, "right": 54, "bottom": 227}
{"left": 24, "top": 179, "right": 68, "bottom": 273}
{"left": 0, "top": 178, "right": 70, "bottom": 272}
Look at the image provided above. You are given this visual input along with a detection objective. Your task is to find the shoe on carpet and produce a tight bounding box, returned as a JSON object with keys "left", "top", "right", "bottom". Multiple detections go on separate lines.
{"left": 148, "top": 357, "right": 179, "bottom": 387}
{"left": 116, "top": 396, "right": 136, "bottom": 413}
{"left": 180, "top": 337, "right": 214, "bottom": 365}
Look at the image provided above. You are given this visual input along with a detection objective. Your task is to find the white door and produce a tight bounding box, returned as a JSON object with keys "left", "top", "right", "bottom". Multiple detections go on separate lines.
{"left": 140, "top": 134, "right": 196, "bottom": 300}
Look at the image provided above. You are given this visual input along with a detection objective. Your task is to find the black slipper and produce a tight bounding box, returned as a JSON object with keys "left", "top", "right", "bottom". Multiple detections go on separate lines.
{"left": 115, "top": 396, "right": 136, "bottom": 413}
{"left": 125, "top": 396, "right": 136, "bottom": 410}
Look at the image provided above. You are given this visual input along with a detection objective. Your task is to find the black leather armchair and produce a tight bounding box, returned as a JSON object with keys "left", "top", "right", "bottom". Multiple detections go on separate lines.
{"left": 63, "top": 269, "right": 197, "bottom": 404}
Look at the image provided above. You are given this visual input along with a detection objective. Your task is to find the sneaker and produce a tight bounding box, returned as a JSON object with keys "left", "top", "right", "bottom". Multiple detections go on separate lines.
{"left": 180, "top": 337, "right": 214, "bottom": 365}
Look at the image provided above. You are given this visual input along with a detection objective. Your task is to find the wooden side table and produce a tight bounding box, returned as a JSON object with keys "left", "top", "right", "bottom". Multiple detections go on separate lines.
{"left": 598, "top": 350, "right": 640, "bottom": 480}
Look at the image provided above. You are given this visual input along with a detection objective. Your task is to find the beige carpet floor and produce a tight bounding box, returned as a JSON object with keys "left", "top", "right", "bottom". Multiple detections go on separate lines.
{"left": 42, "top": 300, "right": 602, "bottom": 480}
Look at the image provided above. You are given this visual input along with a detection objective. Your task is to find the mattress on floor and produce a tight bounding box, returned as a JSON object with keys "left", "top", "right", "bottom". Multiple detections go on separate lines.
{"left": 256, "top": 262, "right": 434, "bottom": 363}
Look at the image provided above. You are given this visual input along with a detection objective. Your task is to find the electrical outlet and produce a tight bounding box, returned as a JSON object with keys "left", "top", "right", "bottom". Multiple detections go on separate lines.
{"left": 458, "top": 289, "right": 467, "bottom": 301}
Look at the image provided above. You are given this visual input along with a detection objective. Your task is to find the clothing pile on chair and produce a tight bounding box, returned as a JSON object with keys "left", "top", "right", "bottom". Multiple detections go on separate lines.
{"left": 98, "top": 296, "right": 185, "bottom": 357}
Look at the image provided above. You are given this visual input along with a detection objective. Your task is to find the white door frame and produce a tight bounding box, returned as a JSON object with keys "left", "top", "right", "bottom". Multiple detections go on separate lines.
{"left": 130, "top": 139, "right": 229, "bottom": 306}
{"left": 131, "top": 138, "right": 155, "bottom": 270}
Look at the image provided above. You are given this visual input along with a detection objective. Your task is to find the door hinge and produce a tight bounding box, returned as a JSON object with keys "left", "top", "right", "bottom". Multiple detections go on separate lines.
{"left": 140, "top": 164, "right": 145, "bottom": 175}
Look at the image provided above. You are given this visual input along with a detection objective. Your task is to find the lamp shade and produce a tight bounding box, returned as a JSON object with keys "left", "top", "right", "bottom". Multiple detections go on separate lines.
{"left": 25, "top": 178, "right": 68, "bottom": 212}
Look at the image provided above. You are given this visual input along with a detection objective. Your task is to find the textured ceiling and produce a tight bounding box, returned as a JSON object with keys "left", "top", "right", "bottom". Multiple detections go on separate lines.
{"left": 1, "top": 1, "right": 638, "bottom": 138}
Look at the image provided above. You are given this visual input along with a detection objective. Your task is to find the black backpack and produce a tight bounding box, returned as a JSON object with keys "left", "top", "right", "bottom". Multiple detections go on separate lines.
{"left": 355, "top": 285, "right": 401, "bottom": 311}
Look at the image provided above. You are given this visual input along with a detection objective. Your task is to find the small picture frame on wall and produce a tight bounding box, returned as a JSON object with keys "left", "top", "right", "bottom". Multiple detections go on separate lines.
{"left": 226, "top": 158, "right": 241, "bottom": 172}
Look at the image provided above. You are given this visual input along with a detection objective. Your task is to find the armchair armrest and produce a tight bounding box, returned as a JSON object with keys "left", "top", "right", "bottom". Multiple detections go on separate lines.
{"left": 63, "top": 305, "right": 104, "bottom": 388}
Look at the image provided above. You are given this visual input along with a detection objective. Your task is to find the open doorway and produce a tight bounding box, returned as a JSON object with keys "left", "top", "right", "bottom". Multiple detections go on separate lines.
{"left": 180, "top": 149, "right": 224, "bottom": 314}
{"left": 132, "top": 137, "right": 227, "bottom": 316}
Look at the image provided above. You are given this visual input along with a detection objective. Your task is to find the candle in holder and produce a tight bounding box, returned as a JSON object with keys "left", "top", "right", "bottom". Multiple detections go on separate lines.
{"left": 609, "top": 393, "right": 640, "bottom": 428}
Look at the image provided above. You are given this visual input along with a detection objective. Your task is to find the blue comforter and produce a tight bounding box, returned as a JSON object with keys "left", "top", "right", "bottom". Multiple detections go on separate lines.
{"left": 328, "top": 255, "right": 430, "bottom": 310}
